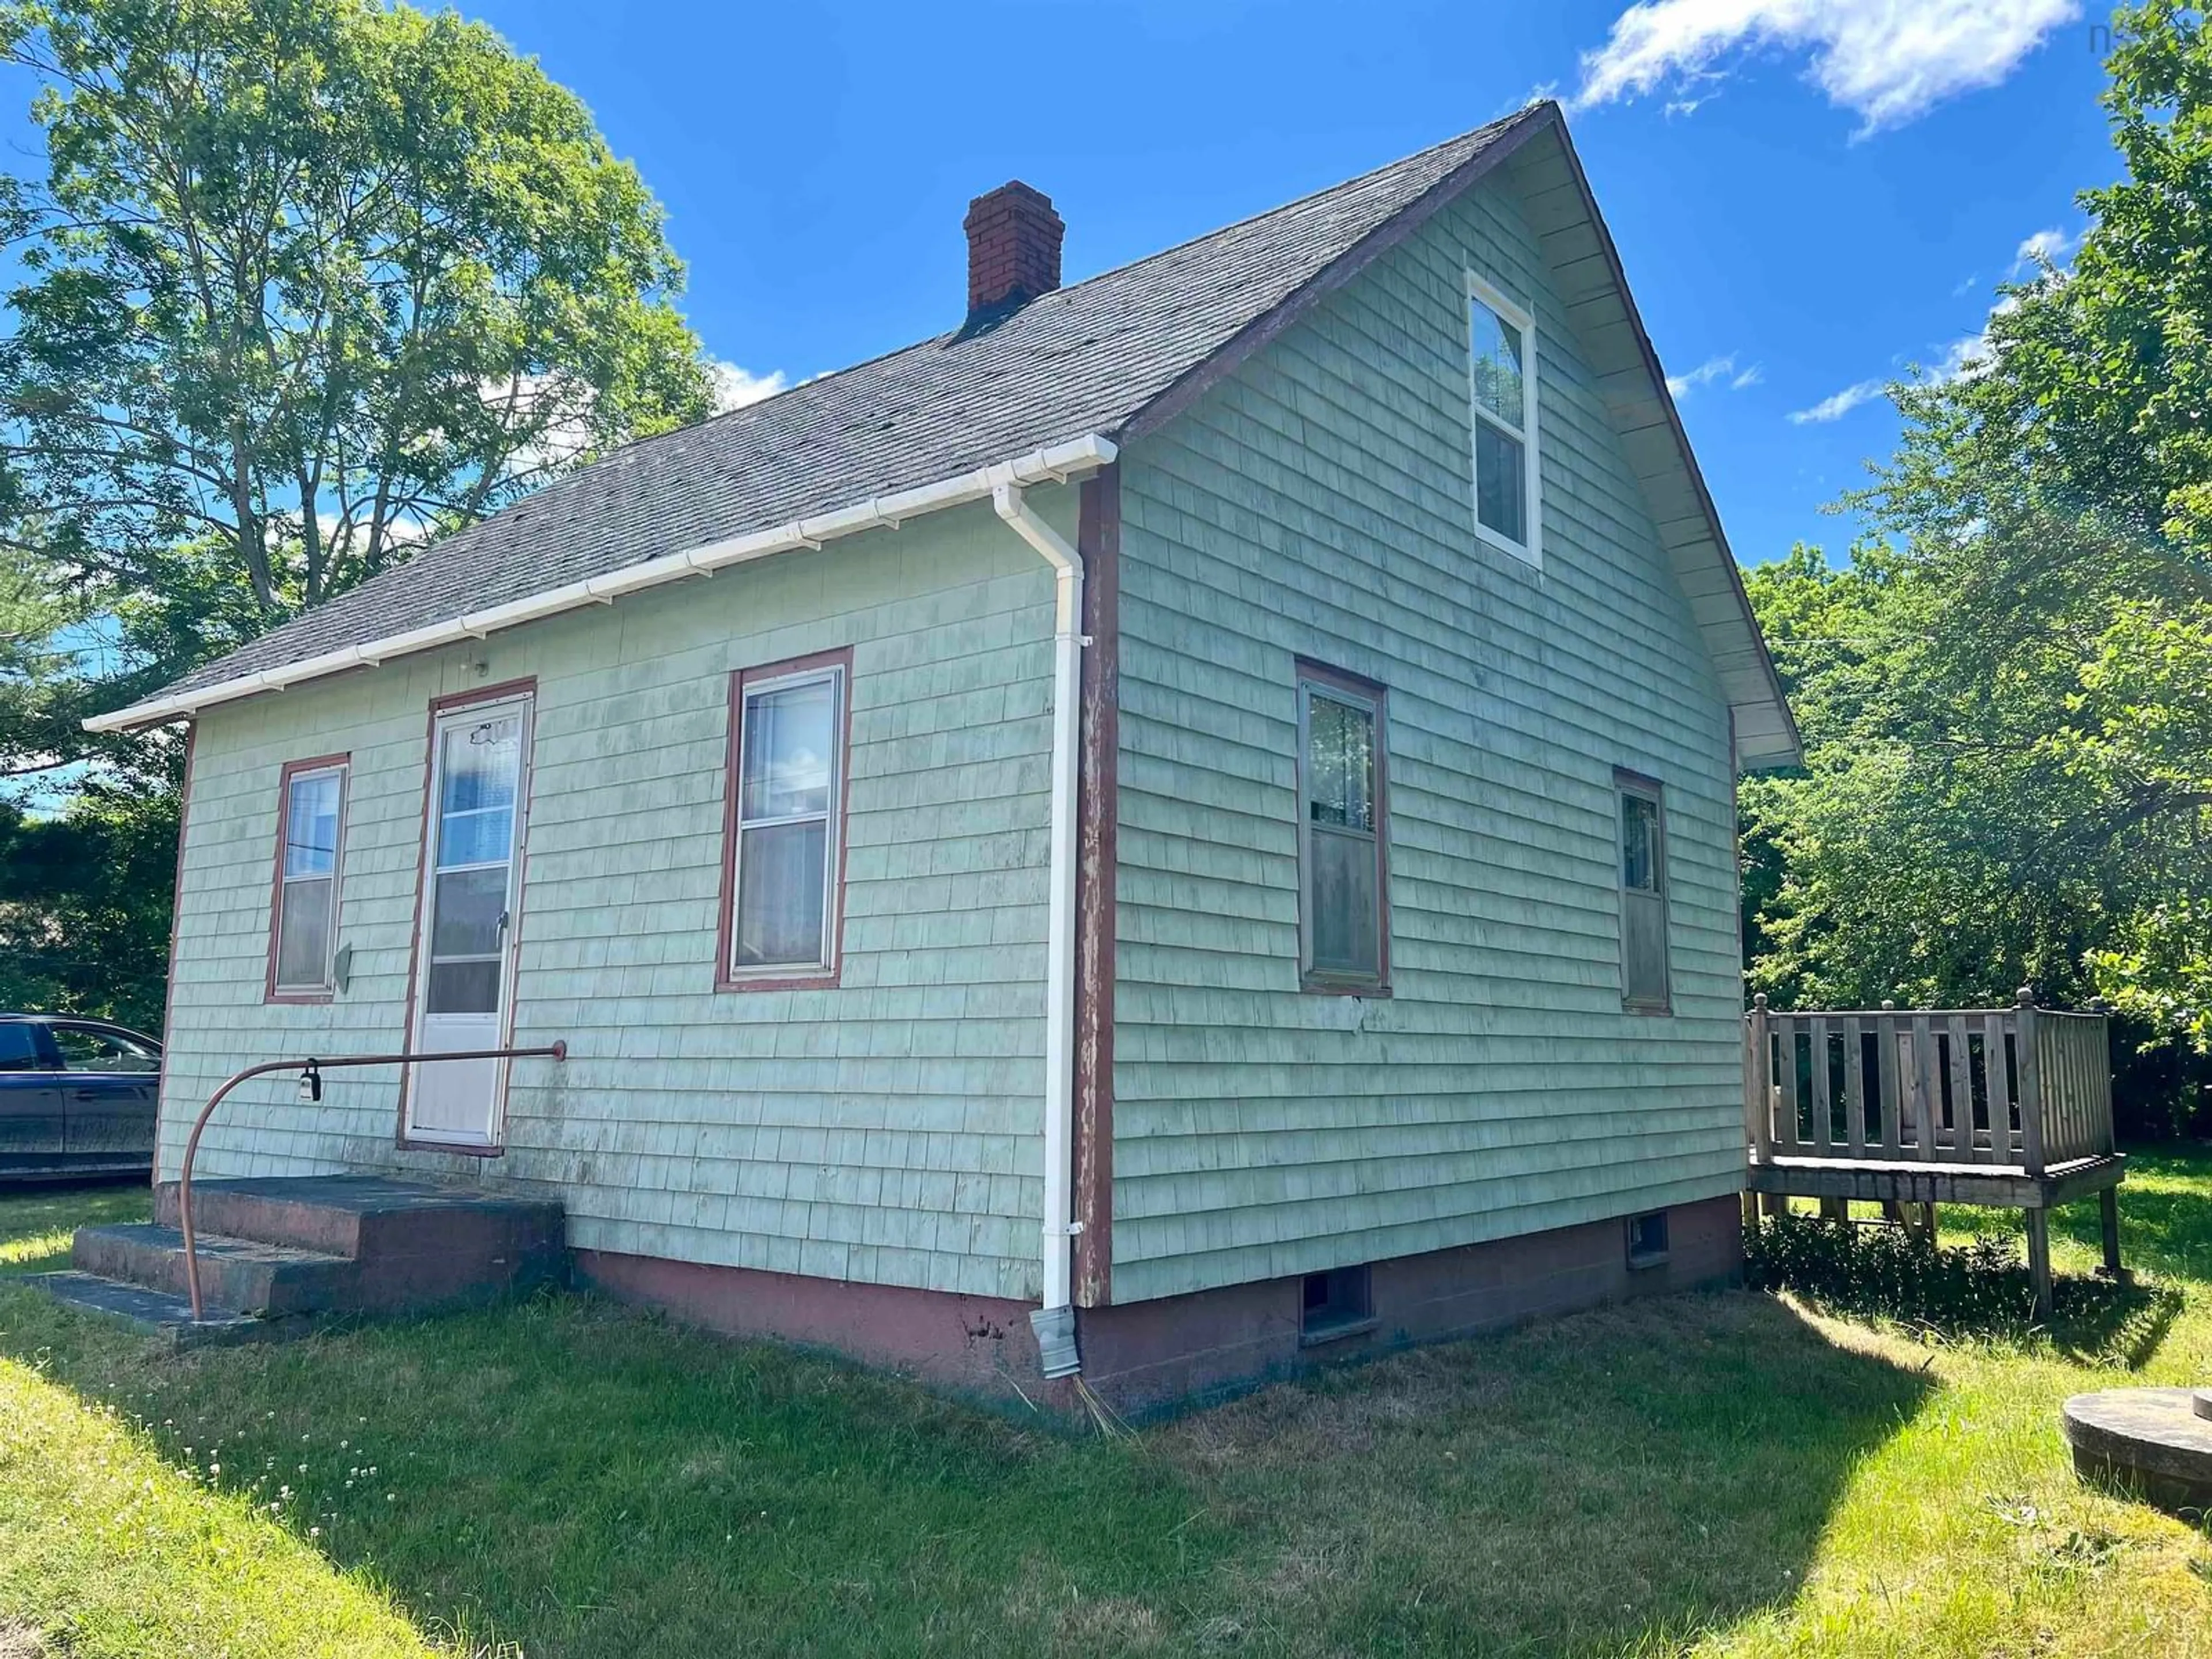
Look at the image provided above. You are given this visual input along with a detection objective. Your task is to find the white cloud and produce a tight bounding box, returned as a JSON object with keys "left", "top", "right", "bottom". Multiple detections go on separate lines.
{"left": 1573, "top": 0, "right": 2081, "bottom": 135}
{"left": 1666, "top": 353, "right": 1762, "bottom": 399}
{"left": 710, "top": 362, "right": 788, "bottom": 412}
{"left": 1785, "top": 290, "right": 2025, "bottom": 427}
{"left": 1787, "top": 378, "right": 1888, "bottom": 424}
{"left": 1929, "top": 291, "right": 2021, "bottom": 384}
{"left": 2013, "top": 225, "right": 2078, "bottom": 271}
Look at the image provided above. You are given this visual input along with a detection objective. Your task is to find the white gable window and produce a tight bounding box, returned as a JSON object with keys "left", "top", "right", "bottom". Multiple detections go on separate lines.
{"left": 270, "top": 757, "right": 347, "bottom": 999}
{"left": 1467, "top": 273, "right": 1539, "bottom": 566}
{"left": 720, "top": 650, "right": 852, "bottom": 988}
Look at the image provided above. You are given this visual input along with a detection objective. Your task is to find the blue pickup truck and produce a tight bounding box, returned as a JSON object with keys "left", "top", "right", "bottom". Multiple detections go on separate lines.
{"left": 0, "top": 1014, "right": 162, "bottom": 1180}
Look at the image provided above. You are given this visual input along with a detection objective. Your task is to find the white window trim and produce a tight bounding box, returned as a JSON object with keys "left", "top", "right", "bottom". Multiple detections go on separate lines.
{"left": 726, "top": 661, "right": 847, "bottom": 980}
{"left": 272, "top": 760, "right": 348, "bottom": 996}
{"left": 1465, "top": 270, "right": 1541, "bottom": 570}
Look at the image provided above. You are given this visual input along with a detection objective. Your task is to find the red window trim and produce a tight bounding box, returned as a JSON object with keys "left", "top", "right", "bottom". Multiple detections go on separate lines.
{"left": 1293, "top": 657, "right": 1392, "bottom": 998}
{"left": 264, "top": 752, "right": 351, "bottom": 1005}
{"left": 715, "top": 646, "right": 855, "bottom": 994}
{"left": 392, "top": 676, "right": 540, "bottom": 1155}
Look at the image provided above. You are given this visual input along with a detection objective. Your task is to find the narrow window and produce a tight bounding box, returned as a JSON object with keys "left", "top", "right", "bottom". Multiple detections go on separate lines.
{"left": 270, "top": 759, "right": 347, "bottom": 999}
{"left": 1467, "top": 274, "right": 1539, "bottom": 565}
{"left": 1297, "top": 666, "right": 1389, "bottom": 993}
{"left": 1618, "top": 771, "right": 1669, "bottom": 1012}
{"left": 722, "top": 652, "right": 851, "bottom": 987}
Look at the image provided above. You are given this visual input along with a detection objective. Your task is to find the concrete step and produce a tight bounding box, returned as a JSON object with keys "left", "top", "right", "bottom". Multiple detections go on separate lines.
{"left": 155, "top": 1176, "right": 563, "bottom": 1263}
{"left": 73, "top": 1223, "right": 354, "bottom": 1317}
{"left": 24, "top": 1271, "right": 296, "bottom": 1348}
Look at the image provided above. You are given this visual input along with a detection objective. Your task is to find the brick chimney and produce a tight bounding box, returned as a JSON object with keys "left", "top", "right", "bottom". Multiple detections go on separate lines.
{"left": 964, "top": 181, "right": 1063, "bottom": 320}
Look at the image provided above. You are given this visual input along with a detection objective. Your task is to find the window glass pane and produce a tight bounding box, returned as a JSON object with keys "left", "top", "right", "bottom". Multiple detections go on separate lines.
{"left": 1306, "top": 694, "right": 1375, "bottom": 832}
{"left": 1475, "top": 419, "right": 1527, "bottom": 545}
{"left": 283, "top": 771, "right": 342, "bottom": 878}
{"left": 1622, "top": 794, "right": 1661, "bottom": 892}
{"left": 438, "top": 716, "right": 521, "bottom": 865}
{"left": 431, "top": 866, "right": 507, "bottom": 959}
{"left": 1469, "top": 296, "right": 1525, "bottom": 429}
{"left": 741, "top": 677, "right": 837, "bottom": 821}
{"left": 426, "top": 959, "right": 501, "bottom": 1014}
{"left": 276, "top": 877, "right": 334, "bottom": 987}
{"left": 735, "top": 819, "right": 830, "bottom": 968}
{"left": 0, "top": 1025, "right": 40, "bottom": 1070}
{"left": 1624, "top": 891, "right": 1668, "bottom": 1005}
{"left": 438, "top": 806, "right": 516, "bottom": 869}
{"left": 53, "top": 1028, "right": 153, "bottom": 1071}
{"left": 1309, "top": 827, "right": 1380, "bottom": 977}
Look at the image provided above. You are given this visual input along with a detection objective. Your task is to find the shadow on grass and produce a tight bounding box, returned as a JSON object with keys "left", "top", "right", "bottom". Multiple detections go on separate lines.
{"left": 1753, "top": 1210, "right": 2187, "bottom": 1366}
{"left": 0, "top": 1270, "right": 1942, "bottom": 1658}
{"left": 0, "top": 1282, "right": 1232, "bottom": 1658}
{"left": 1153, "top": 1289, "right": 1934, "bottom": 1657}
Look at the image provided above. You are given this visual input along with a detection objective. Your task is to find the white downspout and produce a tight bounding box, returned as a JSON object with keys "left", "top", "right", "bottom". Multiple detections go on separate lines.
{"left": 993, "top": 476, "right": 1085, "bottom": 1378}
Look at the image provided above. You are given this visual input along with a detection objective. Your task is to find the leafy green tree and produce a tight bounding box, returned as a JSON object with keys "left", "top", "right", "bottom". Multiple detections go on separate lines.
{"left": 1746, "top": 3, "right": 2212, "bottom": 1100}
{"left": 0, "top": 780, "right": 177, "bottom": 1028}
{"left": 1738, "top": 5, "right": 2212, "bottom": 1139}
{"left": 0, "top": 0, "right": 711, "bottom": 622}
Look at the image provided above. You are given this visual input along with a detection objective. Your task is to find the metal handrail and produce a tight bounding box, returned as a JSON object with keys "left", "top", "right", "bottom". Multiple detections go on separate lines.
{"left": 176, "top": 1042, "right": 568, "bottom": 1321}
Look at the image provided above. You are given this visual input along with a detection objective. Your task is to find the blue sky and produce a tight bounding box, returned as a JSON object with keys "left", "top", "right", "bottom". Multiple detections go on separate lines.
{"left": 446, "top": 0, "right": 2122, "bottom": 570}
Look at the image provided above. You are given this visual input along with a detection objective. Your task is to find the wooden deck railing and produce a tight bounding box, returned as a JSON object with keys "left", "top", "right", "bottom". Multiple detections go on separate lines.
{"left": 1745, "top": 989, "right": 2115, "bottom": 1176}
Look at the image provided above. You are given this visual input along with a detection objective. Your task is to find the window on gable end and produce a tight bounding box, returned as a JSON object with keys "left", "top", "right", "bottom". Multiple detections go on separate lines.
{"left": 1468, "top": 272, "right": 1540, "bottom": 566}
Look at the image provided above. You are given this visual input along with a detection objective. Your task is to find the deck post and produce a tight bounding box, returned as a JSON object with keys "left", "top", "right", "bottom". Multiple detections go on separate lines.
{"left": 2100, "top": 1187, "right": 2127, "bottom": 1281}
{"left": 2026, "top": 1208, "right": 2054, "bottom": 1320}
{"left": 2015, "top": 989, "right": 2046, "bottom": 1177}
{"left": 1748, "top": 994, "right": 1772, "bottom": 1162}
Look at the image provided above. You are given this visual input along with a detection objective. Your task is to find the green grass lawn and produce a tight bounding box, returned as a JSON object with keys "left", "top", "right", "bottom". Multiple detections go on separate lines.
{"left": 4, "top": 1160, "right": 2211, "bottom": 1658}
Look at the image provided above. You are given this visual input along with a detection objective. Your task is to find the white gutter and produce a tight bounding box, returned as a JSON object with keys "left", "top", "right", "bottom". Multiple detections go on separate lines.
{"left": 84, "top": 433, "right": 1120, "bottom": 733}
{"left": 991, "top": 478, "right": 1086, "bottom": 1381}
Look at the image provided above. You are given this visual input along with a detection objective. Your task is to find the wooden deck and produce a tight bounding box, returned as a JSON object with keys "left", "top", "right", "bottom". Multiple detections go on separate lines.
{"left": 1745, "top": 990, "right": 2124, "bottom": 1315}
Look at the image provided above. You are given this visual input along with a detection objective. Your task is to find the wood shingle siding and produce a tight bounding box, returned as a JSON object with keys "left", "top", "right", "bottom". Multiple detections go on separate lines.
{"left": 1109, "top": 152, "right": 1743, "bottom": 1304}
{"left": 158, "top": 498, "right": 1071, "bottom": 1302}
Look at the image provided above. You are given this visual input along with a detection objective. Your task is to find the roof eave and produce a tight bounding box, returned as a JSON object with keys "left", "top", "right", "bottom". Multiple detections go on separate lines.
{"left": 85, "top": 432, "right": 1120, "bottom": 733}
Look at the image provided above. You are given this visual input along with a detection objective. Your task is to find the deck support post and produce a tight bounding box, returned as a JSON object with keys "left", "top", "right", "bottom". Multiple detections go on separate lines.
{"left": 1916, "top": 1202, "right": 1937, "bottom": 1241}
{"left": 2099, "top": 1187, "right": 2128, "bottom": 1282}
{"left": 2026, "top": 1209, "right": 2053, "bottom": 1320}
{"left": 1819, "top": 1197, "right": 1849, "bottom": 1221}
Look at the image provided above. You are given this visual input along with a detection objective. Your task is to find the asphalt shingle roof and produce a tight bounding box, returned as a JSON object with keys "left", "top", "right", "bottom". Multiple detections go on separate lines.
{"left": 161, "top": 108, "right": 1541, "bottom": 699}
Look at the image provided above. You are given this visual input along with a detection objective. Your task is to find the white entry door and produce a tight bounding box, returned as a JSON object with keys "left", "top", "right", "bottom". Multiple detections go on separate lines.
{"left": 404, "top": 695, "right": 532, "bottom": 1147}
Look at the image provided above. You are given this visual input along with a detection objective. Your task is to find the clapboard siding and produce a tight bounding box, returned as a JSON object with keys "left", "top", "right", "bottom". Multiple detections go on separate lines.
{"left": 161, "top": 495, "right": 1070, "bottom": 1302}
{"left": 1109, "top": 154, "right": 1743, "bottom": 1302}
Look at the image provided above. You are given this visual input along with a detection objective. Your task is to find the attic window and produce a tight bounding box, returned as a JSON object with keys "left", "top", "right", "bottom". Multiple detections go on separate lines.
{"left": 1467, "top": 273, "right": 1540, "bottom": 567}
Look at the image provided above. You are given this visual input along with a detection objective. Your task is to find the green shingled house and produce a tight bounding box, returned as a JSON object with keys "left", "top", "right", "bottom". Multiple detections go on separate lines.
{"left": 89, "top": 101, "right": 1798, "bottom": 1410}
